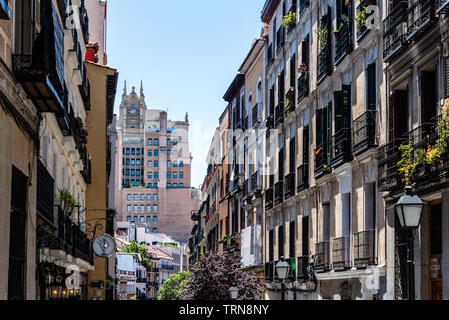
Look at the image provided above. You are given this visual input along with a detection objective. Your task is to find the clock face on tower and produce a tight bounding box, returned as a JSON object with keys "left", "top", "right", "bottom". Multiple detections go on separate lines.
{"left": 128, "top": 105, "right": 138, "bottom": 120}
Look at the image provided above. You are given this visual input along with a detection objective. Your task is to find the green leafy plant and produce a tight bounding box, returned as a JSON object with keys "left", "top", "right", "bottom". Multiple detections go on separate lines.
{"left": 316, "top": 27, "right": 328, "bottom": 48}
{"left": 398, "top": 141, "right": 426, "bottom": 187}
{"left": 425, "top": 116, "right": 449, "bottom": 165}
{"left": 57, "top": 188, "right": 78, "bottom": 216}
{"left": 282, "top": 11, "right": 296, "bottom": 28}
{"left": 357, "top": 5, "right": 368, "bottom": 31}
{"left": 157, "top": 271, "right": 191, "bottom": 300}
{"left": 124, "top": 240, "right": 151, "bottom": 269}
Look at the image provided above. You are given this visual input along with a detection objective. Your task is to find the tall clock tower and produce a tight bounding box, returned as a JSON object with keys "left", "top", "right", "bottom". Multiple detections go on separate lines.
{"left": 120, "top": 81, "right": 147, "bottom": 129}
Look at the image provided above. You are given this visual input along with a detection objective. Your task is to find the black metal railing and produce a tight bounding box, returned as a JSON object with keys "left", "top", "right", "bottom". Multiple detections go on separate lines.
{"left": 437, "top": 0, "right": 449, "bottom": 14}
{"left": 378, "top": 138, "right": 405, "bottom": 191}
{"left": 250, "top": 172, "right": 261, "bottom": 194}
{"left": 297, "top": 164, "right": 309, "bottom": 192}
{"left": 79, "top": 147, "right": 92, "bottom": 184}
{"left": 317, "top": 45, "right": 331, "bottom": 83}
{"left": 243, "top": 179, "right": 249, "bottom": 198}
{"left": 299, "top": 0, "right": 310, "bottom": 14}
{"left": 297, "top": 72, "right": 309, "bottom": 102}
{"left": 265, "top": 187, "right": 274, "bottom": 210}
{"left": 284, "top": 173, "right": 295, "bottom": 199}
{"left": 354, "top": 230, "right": 377, "bottom": 268}
{"left": 233, "top": 175, "right": 241, "bottom": 193}
{"left": 331, "top": 128, "right": 353, "bottom": 168}
{"left": 332, "top": 236, "right": 351, "bottom": 271}
{"left": 335, "top": 21, "right": 352, "bottom": 65}
{"left": 274, "top": 181, "right": 284, "bottom": 205}
{"left": 242, "top": 115, "right": 249, "bottom": 132}
{"left": 252, "top": 104, "right": 260, "bottom": 128}
{"left": 314, "top": 143, "right": 330, "bottom": 178}
{"left": 275, "top": 103, "right": 284, "bottom": 128}
{"left": 267, "top": 43, "right": 274, "bottom": 67}
{"left": 266, "top": 115, "right": 274, "bottom": 139}
{"left": 37, "top": 161, "right": 55, "bottom": 223}
{"left": 383, "top": 1, "right": 408, "bottom": 62}
{"left": 276, "top": 25, "right": 285, "bottom": 52}
{"left": 353, "top": 110, "right": 377, "bottom": 156}
{"left": 314, "top": 241, "right": 330, "bottom": 273}
{"left": 265, "top": 262, "right": 274, "bottom": 281}
{"left": 285, "top": 89, "right": 296, "bottom": 118}
{"left": 356, "top": 0, "right": 378, "bottom": 40}
{"left": 297, "top": 256, "right": 310, "bottom": 282}
{"left": 80, "top": 0, "right": 89, "bottom": 43}
{"left": 406, "top": 0, "right": 437, "bottom": 41}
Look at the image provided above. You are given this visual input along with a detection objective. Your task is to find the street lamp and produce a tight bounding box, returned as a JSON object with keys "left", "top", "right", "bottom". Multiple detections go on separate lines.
{"left": 395, "top": 186, "right": 424, "bottom": 300}
{"left": 229, "top": 286, "right": 238, "bottom": 300}
{"left": 48, "top": 280, "right": 62, "bottom": 300}
{"left": 276, "top": 257, "right": 290, "bottom": 300}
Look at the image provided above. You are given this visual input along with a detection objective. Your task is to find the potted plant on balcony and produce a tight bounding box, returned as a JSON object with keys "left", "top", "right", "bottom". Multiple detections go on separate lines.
{"left": 233, "top": 233, "right": 242, "bottom": 250}
{"left": 356, "top": 6, "right": 368, "bottom": 32}
{"left": 425, "top": 100, "right": 449, "bottom": 170}
{"left": 298, "top": 62, "right": 308, "bottom": 75}
{"left": 398, "top": 141, "right": 426, "bottom": 187}
{"left": 57, "top": 188, "right": 78, "bottom": 217}
{"left": 316, "top": 26, "right": 328, "bottom": 48}
{"left": 282, "top": 10, "right": 296, "bottom": 29}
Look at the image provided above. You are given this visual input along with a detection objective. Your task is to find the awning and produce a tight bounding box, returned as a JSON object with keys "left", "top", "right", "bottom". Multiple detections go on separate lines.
{"left": 137, "top": 286, "right": 145, "bottom": 294}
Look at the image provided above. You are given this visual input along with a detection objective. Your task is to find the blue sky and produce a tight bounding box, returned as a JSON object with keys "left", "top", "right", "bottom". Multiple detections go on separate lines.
{"left": 107, "top": 0, "right": 264, "bottom": 188}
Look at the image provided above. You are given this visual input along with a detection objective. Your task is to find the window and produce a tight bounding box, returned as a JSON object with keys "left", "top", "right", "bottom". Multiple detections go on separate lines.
{"left": 153, "top": 205, "right": 158, "bottom": 212}
{"left": 173, "top": 161, "right": 178, "bottom": 167}
{"left": 180, "top": 172, "right": 184, "bottom": 179}
{"left": 147, "top": 194, "right": 151, "bottom": 201}
{"left": 126, "top": 148, "right": 130, "bottom": 155}
{"left": 153, "top": 216, "right": 158, "bottom": 223}
{"left": 131, "top": 180, "right": 135, "bottom": 186}
{"left": 167, "top": 183, "right": 171, "bottom": 188}
{"left": 126, "top": 159, "right": 130, "bottom": 165}
{"left": 167, "top": 150, "right": 171, "bottom": 156}
{"left": 131, "top": 169, "right": 135, "bottom": 176}
{"left": 173, "top": 139, "right": 178, "bottom": 145}
{"left": 148, "top": 161, "right": 152, "bottom": 168}
{"left": 146, "top": 216, "right": 151, "bottom": 223}
{"left": 140, "top": 205, "right": 145, "bottom": 212}
{"left": 136, "top": 159, "right": 141, "bottom": 166}
{"left": 127, "top": 205, "right": 132, "bottom": 212}
{"left": 136, "top": 149, "right": 141, "bottom": 155}
{"left": 148, "top": 139, "right": 153, "bottom": 146}
{"left": 147, "top": 205, "right": 151, "bottom": 212}
{"left": 125, "top": 169, "right": 130, "bottom": 176}
{"left": 180, "top": 183, "right": 184, "bottom": 188}
{"left": 154, "top": 183, "right": 158, "bottom": 188}
{"left": 180, "top": 161, "right": 184, "bottom": 167}
{"left": 148, "top": 149, "right": 152, "bottom": 157}
{"left": 131, "top": 159, "right": 135, "bottom": 165}
{"left": 134, "top": 216, "right": 138, "bottom": 222}
{"left": 154, "top": 161, "right": 159, "bottom": 168}
{"left": 173, "top": 183, "right": 178, "bottom": 188}
{"left": 127, "top": 216, "right": 132, "bottom": 222}
{"left": 136, "top": 180, "right": 141, "bottom": 186}
{"left": 167, "top": 161, "right": 172, "bottom": 168}
{"left": 140, "top": 216, "right": 144, "bottom": 223}
{"left": 153, "top": 194, "right": 158, "bottom": 201}
{"left": 173, "top": 172, "right": 178, "bottom": 179}
{"left": 153, "top": 228, "right": 158, "bottom": 233}
{"left": 167, "top": 172, "right": 171, "bottom": 179}
{"left": 131, "top": 148, "right": 136, "bottom": 155}
{"left": 134, "top": 205, "right": 138, "bottom": 212}
{"left": 127, "top": 194, "right": 132, "bottom": 201}
{"left": 148, "top": 172, "right": 152, "bottom": 179}
{"left": 136, "top": 169, "right": 140, "bottom": 176}
{"left": 154, "top": 139, "right": 159, "bottom": 146}
{"left": 154, "top": 172, "right": 159, "bottom": 179}
{"left": 173, "top": 150, "right": 177, "bottom": 155}
{"left": 140, "top": 194, "right": 145, "bottom": 201}
{"left": 148, "top": 183, "right": 152, "bottom": 188}
{"left": 134, "top": 194, "right": 138, "bottom": 201}
{"left": 154, "top": 150, "right": 159, "bottom": 157}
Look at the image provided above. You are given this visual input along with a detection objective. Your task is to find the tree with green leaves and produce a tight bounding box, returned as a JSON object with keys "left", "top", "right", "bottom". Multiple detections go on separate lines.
{"left": 124, "top": 241, "right": 152, "bottom": 269}
{"left": 157, "top": 271, "right": 191, "bottom": 300}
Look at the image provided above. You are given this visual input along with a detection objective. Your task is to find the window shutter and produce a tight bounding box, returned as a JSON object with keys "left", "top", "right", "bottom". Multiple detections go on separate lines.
{"left": 289, "top": 137, "right": 296, "bottom": 173}
{"left": 445, "top": 56, "right": 449, "bottom": 99}
{"left": 51, "top": 2, "right": 65, "bottom": 91}
{"left": 316, "top": 108, "right": 324, "bottom": 148}
{"left": 367, "top": 63, "right": 377, "bottom": 109}
{"left": 326, "top": 101, "right": 332, "bottom": 164}
{"left": 303, "top": 125, "right": 309, "bottom": 165}
{"left": 290, "top": 54, "right": 296, "bottom": 88}
{"left": 334, "top": 90, "right": 344, "bottom": 132}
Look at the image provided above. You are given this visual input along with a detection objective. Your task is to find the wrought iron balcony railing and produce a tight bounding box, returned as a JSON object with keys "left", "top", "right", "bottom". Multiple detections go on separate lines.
{"left": 265, "top": 187, "right": 274, "bottom": 210}
{"left": 267, "top": 43, "right": 274, "bottom": 67}
{"left": 285, "top": 89, "right": 296, "bottom": 118}
{"left": 242, "top": 115, "right": 249, "bottom": 132}
{"left": 297, "top": 256, "right": 309, "bottom": 282}
{"left": 274, "top": 181, "right": 284, "bottom": 205}
{"left": 332, "top": 236, "right": 351, "bottom": 271}
{"left": 354, "top": 230, "right": 377, "bottom": 268}
{"left": 378, "top": 138, "right": 405, "bottom": 191}
{"left": 437, "top": 0, "right": 449, "bottom": 14}
{"left": 314, "top": 241, "right": 330, "bottom": 273}
{"left": 275, "top": 103, "right": 284, "bottom": 128}
{"left": 297, "top": 164, "right": 309, "bottom": 192}
{"left": 406, "top": 0, "right": 438, "bottom": 41}
{"left": 317, "top": 45, "right": 331, "bottom": 84}
{"left": 252, "top": 103, "right": 260, "bottom": 128}
{"left": 250, "top": 172, "right": 262, "bottom": 194}
{"left": 286, "top": 4, "right": 297, "bottom": 35}
{"left": 383, "top": 1, "right": 408, "bottom": 62}
{"left": 314, "top": 143, "right": 330, "bottom": 178}
{"left": 37, "top": 160, "right": 55, "bottom": 223}
{"left": 297, "top": 72, "right": 309, "bottom": 103}
{"left": 356, "top": 0, "right": 378, "bottom": 40}
{"left": 353, "top": 110, "right": 377, "bottom": 156}
{"left": 284, "top": 173, "right": 295, "bottom": 199}
{"left": 335, "top": 21, "right": 353, "bottom": 65}
{"left": 232, "top": 175, "right": 241, "bottom": 193}
{"left": 266, "top": 114, "right": 274, "bottom": 139}
{"left": 265, "top": 261, "right": 275, "bottom": 281}
{"left": 299, "top": 0, "right": 310, "bottom": 14}
{"left": 243, "top": 179, "right": 249, "bottom": 198}
{"left": 331, "top": 128, "right": 353, "bottom": 168}
{"left": 276, "top": 25, "right": 285, "bottom": 53}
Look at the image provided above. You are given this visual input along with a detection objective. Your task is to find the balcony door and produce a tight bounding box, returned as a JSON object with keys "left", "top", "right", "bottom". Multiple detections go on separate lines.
{"left": 421, "top": 70, "right": 437, "bottom": 124}
{"left": 389, "top": 90, "right": 408, "bottom": 141}
{"left": 14, "top": 0, "right": 35, "bottom": 55}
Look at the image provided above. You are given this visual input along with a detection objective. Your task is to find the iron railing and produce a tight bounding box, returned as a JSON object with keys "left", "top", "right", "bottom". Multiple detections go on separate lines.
{"left": 297, "top": 256, "right": 310, "bottom": 282}
{"left": 252, "top": 104, "right": 260, "bottom": 128}
{"left": 378, "top": 138, "right": 405, "bottom": 191}
{"left": 335, "top": 21, "right": 352, "bottom": 65}
{"left": 285, "top": 89, "right": 296, "bottom": 118}
{"left": 331, "top": 128, "right": 353, "bottom": 168}
{"left": 353, "top": 110, "right": 377, "bottom": 156}
{"left": 314, "top": 241, "right": 330, "bottom": 273}
{"left": 284, "top": 173, "right": 295, "bottom": 199}
{"left": 436, "top": 0, "right": 449, "bottom": 14}
{"left": 275, "top": 103, "right": 284, "bottom": 128}
{"left": 274, "top": 181, "right": 284, "bottom": 205}
{"left": 354, "top": 230, "right": 377, "bottom": 268}
{"left": 287, "top": 258, "right": 296, "bottom": 282}
{"left": 314, "top": 143, "right": 330, "bottom": 178}
{"left": 332, "top": 236, "right": 351, "bottom": 271}
{"left": 37, "top": 160, "right": 55, "bottom": 223}
{"left": 297, "top": 164, "right": 309, "bottom": 192}
{"left": 356, "top": 0, "right": 378, "bottom": 40}
{"left": 265, "top": 262, "right": 275, "bottom": 281}
{"left": 406, "top": 0, "right": 438, "bottom": 41}
{"left": 317, "top": 45, "right": 331, "bottom": 83}
{"left": 286, "top": 3, "right": 297, "bottom": 35}
{"left": 276, "top": 25, "right": 285, "bottom": 52}
{"left": 243, "top": 179, "right": 249, "bottom": 198}
{"left": 383, "top": 1, "right": 408, "bottom": 62}
{"left": 265, "top": 187, "right": 274, "bottom": 210}
{"left": 297, "top": 72, "right": 309, "bottom": 102}
{"left": 250, "top": 172, "right": 261, "bottom": 194}
{"left": 267, "top": 43, "right": 274, "bottom": 67}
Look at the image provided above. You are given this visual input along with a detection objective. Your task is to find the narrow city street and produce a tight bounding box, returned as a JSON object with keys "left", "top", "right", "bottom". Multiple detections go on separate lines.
{"left": 1, "top": 0, "right": 449, "bottom": 309}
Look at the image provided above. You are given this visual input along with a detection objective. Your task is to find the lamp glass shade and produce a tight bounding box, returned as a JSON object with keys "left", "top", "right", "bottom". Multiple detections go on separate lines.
{"left": 229, "top": 286, "right": 238, "bottom": 299}
{"left": 395, "top": 188, "right": 424, "bottom": 229}
{"left": 49, "top": 281, "right": 62, "bottom": 299}
{"left": 276, "top": 260, "right": 290, "bottom": 280}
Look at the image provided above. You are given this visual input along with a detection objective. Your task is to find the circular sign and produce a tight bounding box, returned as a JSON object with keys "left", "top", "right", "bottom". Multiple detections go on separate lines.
{"left": 93, "top": 234, "right": 116, "bottom": 258}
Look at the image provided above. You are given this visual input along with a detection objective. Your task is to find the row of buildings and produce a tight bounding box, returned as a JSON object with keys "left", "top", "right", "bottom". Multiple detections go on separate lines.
{"left": 190, "top": 0, "right": 449, "bottom": 300}
{"left": 0, "top": 0, "right": 119, "bottom": 300}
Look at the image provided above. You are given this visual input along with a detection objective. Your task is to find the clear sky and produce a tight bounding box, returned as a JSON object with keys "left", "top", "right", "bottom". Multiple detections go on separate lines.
{"left": 107, "top": 0, "right": 264, "bottom": 188}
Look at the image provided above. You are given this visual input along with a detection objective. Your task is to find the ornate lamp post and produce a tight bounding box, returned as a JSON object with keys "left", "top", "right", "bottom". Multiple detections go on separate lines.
{"left": 395, "top": 186, "right": 424, "bottom": 300}
{"left": 276, "top": 257, "right": 290, "bottom": 300}
{"left": 228, "top": 286, "right": 238, "bottom": 300}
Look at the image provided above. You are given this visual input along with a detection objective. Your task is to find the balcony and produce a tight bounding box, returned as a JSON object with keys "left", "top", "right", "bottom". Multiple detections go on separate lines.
{"left": 250, "top": 172, "right": 262, "bottom": 194}
{"left": 37, "top": 160, "right": 55, "bottom": 224}
{"left": 286, "top": 4, "right": 297, "bottom": 35}
{"left": 276, "top": 26, "right": 285, "bottom": 53}
{"left": 284, "top": 173, "right": 295, "bottom": 199}
{"left": 265, "top": 262, "right": 275, "bottom": 282}
{"left": 275, "top": 103, "right": 284, "bottom": 128}
{"left": 267, "top": 43, "right": 274, "bottom": 67}
{"left": 286, "top": 258, "right": 296, "bottom": 282}
{"left": 437, "top": 0, "right": 449, "bottom": 14}
{"left": 232, "top": 175, "right": 241, "bottom": 193}
{"left": 265, "top": 187, "right": 274, "bottom": 210}
{"left": 252, "top": 104, "right": 260, "bottom": 128}
{"left": 79, "top": 65, "right": 91, "bottom": 111}
{"left": 314, "top": 241, "right": 330, "bottom": 273}
{"left": 335, "top": 21, "right": 353, "bottom": 66}
{"left": 297, "top": 256, "right": 310, "bottom": 282}
{"left": 243, "top": 179, "right": 249, "bottom": 199}
{"left": 383, "top": 2, "right": 408, "bottom": 62}
{"left": 314, "top": 143, "right": 330, "bottom": 178}
{"left": 285, "top": 88, "right": 296, "bottom": 118}
{"left": 353, "top": 110, "right": 377, "bottom": 156}
{"left": 331, "top": 128, "right": 353, "bottom": 168}
{"left": 317, "top": 45, "right": 331, "bottom": 84}
{"left": 297, "top": 164, "right": 309, "bottom": 192}
{"left": 354, "top": 230, "right": 377, "bottom": 269}
{"left": 297, "top": 72, "right": 309, "bottom": 103}
{"left": 242, "top": 115, "right": 249, "bottom": 132}
{"left": 299, "top": 0, "right": 310, "bottom": 14}
{"left": 406, "top": 0, "right": 438, "bottom": 42}
{"left": 79, "top": 145, "right": 92, "bottom": 184}
{"left": 332, "top": 236, "right": 351, "bottom": 271}
{"left": 266, "top": 115, "right": 274, "bottom": 139}
{"left": 160, "top": 263, "right": 174, "bottom": 271}
{"left": 356, "top": 0, "right": 378, "bottom": 41}
{"left": 274, "top": 181, "right": 284, "bottom": 205}
{"left": 378, "top": 139, "right": 405, "bottom": 191}
{"left": 80, "top": 0, "right": 89, "bottom": 43}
